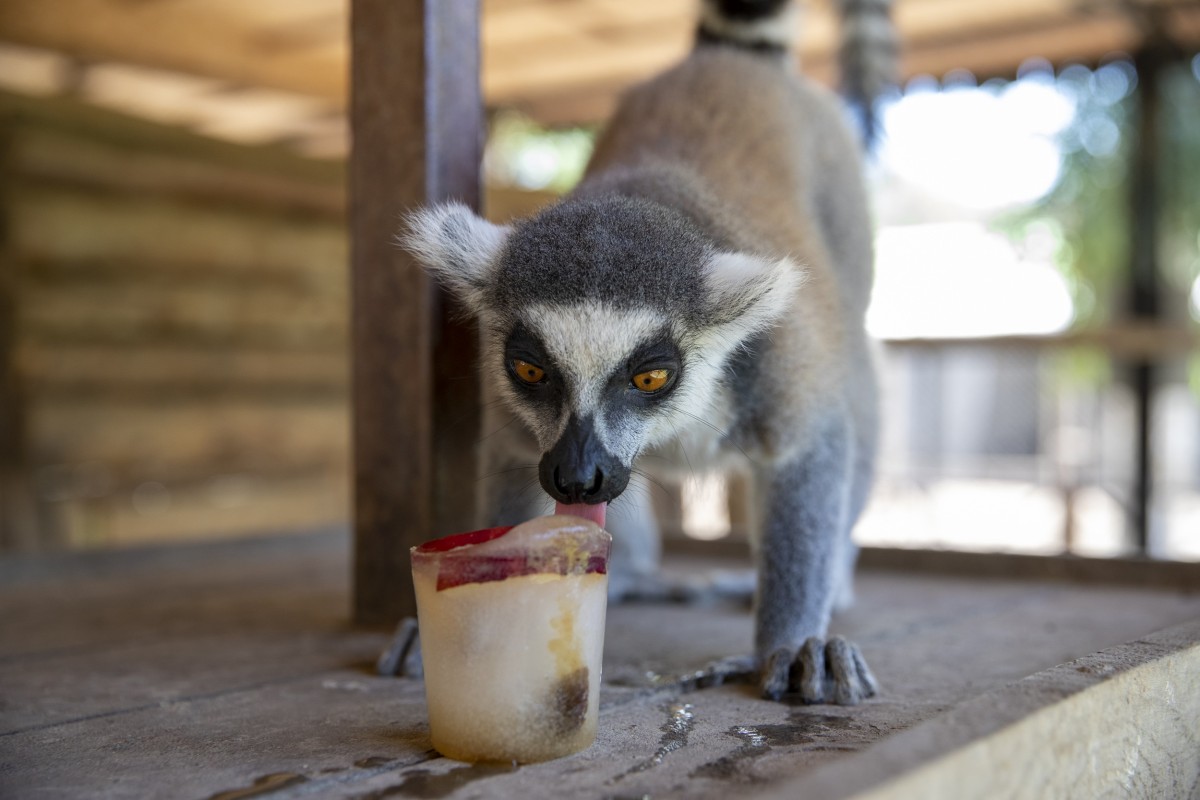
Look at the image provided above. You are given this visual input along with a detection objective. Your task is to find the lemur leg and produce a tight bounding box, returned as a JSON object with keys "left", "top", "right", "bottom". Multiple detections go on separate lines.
{"left": 753, "top": 415, "right": 877, "bottom": 705}
{"left": 834, "top": 342, "right": 880, "bottom": 613}
{"left": 377, "top": 617, "right": 423, "bottom": 677}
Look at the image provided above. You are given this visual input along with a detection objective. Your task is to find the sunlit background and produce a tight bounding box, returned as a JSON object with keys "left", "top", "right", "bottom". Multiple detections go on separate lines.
{"left": 479, "top": 55, "right": 1200, "bottom": 561}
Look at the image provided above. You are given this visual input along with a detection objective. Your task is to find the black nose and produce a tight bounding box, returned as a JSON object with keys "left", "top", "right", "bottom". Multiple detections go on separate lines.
{"left": 553, "top": 464, "right": 604, "bottom": 503}
{"left": 539, "top": 415, "right": 629, "bottom": 505}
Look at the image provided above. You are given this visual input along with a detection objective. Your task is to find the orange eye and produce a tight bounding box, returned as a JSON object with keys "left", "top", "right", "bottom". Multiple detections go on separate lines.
{"left": 632, "top": 369, "right": 670, "bottom": 393}
{"left": 512, "top": 359, "right": 546, "bottom": 384}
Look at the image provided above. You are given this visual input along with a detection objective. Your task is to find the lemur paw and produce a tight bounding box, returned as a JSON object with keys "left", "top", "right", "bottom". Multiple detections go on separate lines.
{"left": 376, "top": 617, "right": 423, "bottom": 678}
{"left": 760, "top": 636, "right": 877, "bottom": 705}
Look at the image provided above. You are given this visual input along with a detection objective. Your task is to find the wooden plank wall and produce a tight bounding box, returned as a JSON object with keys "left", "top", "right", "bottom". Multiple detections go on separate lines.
{"left": 0, "top": 93, "right": 351, "bottom": 551}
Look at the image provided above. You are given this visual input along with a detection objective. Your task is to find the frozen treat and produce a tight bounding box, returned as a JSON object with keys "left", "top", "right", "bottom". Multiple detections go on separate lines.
{"left": 411, "top": 515, "right": 611, "bottom": 763}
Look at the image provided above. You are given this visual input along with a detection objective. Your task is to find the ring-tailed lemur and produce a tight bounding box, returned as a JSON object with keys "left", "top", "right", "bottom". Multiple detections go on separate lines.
{"left": 405, "top": 0, "right": 897, "bottom": 705}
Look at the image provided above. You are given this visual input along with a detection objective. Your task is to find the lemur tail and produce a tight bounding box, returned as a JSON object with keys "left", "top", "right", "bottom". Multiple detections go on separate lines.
{"left": 835, "top": 0, "right": 898, "bottom": 148}
{"left": 696, "top": 0, "right": 898, "bottom": 148}
{"left": 697, "top": 0, "right": 798, "bottom": 54}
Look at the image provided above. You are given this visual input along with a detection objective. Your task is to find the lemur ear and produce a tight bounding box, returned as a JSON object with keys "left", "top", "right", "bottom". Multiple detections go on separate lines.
{"left": 703, "top": 251, "right": 805, "bottom": 339}
{"left": 400, "top": 202, "right": 511, "bottom": 313}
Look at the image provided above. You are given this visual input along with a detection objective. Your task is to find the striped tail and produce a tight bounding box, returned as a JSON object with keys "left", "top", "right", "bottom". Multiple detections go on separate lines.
{"left": 697, "top": 0, "right": 899, "bottom": 148}
{"left": 697, "top": 0, "right": 798, "bottom": 54}
{"left": 835, "top": 0, "right": 899, "bottom": 148}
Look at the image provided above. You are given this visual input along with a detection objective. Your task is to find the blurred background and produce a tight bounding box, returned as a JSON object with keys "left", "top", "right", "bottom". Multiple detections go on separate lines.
{"left": 0, "top": 0, "right": 1197, "bottom": 561}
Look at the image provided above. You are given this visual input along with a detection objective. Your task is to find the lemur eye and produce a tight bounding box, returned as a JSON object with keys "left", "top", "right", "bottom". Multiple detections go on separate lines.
{"left": 632, "top": 369, "right": 670, "bottom": 393}
{"left": 511, "top": 359, "right": 546, "bottom": 384}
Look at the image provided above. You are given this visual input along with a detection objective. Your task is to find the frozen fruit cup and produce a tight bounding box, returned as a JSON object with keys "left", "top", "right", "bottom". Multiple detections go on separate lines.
{"left": 411, "top": 515, "right": 612, "bottom": 763}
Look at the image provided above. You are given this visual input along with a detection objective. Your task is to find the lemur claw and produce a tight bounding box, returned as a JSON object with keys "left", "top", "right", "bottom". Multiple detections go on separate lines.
{"left": 760, "top": 636, "right": 877, "bottom": 705}
{"left": 377, "top": 617, "right": 423, "bottom": 678}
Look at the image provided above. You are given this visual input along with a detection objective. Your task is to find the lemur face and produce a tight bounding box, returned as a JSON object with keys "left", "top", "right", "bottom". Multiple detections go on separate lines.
{"left": 492, "top": 303, "right": 683, "bottom": 507}
{"left": 404, "top": 198, "right": 800, "bottom": 508}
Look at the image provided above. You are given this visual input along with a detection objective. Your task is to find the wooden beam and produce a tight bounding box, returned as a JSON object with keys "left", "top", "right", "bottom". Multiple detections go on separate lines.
{"left": 881, "top": 324, "right": 1197, "bottom": 359}
{"left": 4, "top": 0, "right": 1200, "bottom": 134}
{"left": 350, "top": 0, "right": 482, "bottom": 626}
{"left": 901, "top": 14, "right": 1141, "bottom": 81}
{"left": 0, "top": 0, "right": 347, "bottom": 104}
{"left": 483, "top": 29, "right": 689, "bottom": 102}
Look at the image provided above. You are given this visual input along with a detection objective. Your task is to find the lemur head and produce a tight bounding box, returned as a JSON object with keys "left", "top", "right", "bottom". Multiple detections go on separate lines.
{"left": 404, "top": 196, "right": 800, "bottom": 510}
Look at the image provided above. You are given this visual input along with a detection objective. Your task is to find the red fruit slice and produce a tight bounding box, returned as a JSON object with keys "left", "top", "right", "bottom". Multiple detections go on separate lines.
{"left": 413, "top": 526, "right": 513, "bottom": 554}
{"left": 413, "top": 517, "right": 610, "bottom": 591}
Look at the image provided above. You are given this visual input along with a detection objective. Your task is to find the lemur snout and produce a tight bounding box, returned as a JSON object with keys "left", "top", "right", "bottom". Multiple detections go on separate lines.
{"left": 538, "top": 415, "right": 629, "bottom": 505}
{"left": 551, "top": 465, "right": 602, "bottom": 503}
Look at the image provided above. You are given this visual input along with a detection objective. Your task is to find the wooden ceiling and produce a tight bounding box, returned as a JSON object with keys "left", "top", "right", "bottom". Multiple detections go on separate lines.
{"left": 0, "top": 0, "right": 1197, "bottom": 150}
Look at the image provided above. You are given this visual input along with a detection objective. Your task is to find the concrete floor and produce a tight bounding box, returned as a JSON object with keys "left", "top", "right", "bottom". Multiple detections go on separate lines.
{"left": 1, "top": 530, "right": 1197, "bottom": 799}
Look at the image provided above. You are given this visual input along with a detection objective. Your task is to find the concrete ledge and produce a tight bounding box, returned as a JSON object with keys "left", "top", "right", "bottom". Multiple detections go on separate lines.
{"left": 857, "top": 548, "right": 1200, "bottom": 592}
{"left": 767, "top": 619, "right": 1200, "bottom": 799}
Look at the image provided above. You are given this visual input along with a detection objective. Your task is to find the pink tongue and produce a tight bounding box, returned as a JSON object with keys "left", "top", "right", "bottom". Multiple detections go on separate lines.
{"left": 555, "top": 501, "right": 607, "bottom": 529}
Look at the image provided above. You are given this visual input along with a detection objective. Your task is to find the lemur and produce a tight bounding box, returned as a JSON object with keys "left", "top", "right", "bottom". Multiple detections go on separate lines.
{"left": 405, "top": 0, "right": 897, "bottom": 705}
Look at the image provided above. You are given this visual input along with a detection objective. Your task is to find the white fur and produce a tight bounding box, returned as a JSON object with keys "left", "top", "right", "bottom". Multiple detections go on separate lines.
{"left": 410, "top": 229, "right": 806, "bottom": 478}
{"left": 524, "top": 302, "right": 668, "bottom": 461}
{"left": 703, "top": 251, "right": 805, "bottom": 343}
{"left": 525, "top": 302, "right": 666, "bottom": 393}
{"left": 699, "top": 3, "right": 799, "bottom": 49}
{"left": 496, "top": 262, "right": 800, "bottom": 468}
{"left": 476, "top": 308, "right": 560, "bottom": 448}
{"left": 628, "top": 252, "right": 807, "bottom": 465}
{"left": 400, "top": 203, "right": 511, "bottom": 310}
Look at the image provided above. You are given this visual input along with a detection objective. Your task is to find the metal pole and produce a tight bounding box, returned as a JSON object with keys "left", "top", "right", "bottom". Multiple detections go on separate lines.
{"left": 1125, "top": 45, "right": 1165, "bottom": 556}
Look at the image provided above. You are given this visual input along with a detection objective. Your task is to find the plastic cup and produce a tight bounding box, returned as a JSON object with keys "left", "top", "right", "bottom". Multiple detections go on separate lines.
{"left": 411, "top": 515, "right": 611, "bottom": 763}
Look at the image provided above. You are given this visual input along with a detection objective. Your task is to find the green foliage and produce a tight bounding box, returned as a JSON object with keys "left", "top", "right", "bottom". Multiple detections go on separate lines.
{"left": 999, "top": 58, "right": 1200, "bottom": 392}
{"left": 485, "top": 111, "right": 596, "bottom": 194}
{"left": 997, "top": 63, "right": 1136, "bottom": 329}
{"left": 1000, "top": 59, "right": 1200, "bottom": 323}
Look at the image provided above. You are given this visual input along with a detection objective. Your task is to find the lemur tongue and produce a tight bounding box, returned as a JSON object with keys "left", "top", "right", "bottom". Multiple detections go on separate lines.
{"left": 555, "top": 502, "right": 607, "bottom": 529}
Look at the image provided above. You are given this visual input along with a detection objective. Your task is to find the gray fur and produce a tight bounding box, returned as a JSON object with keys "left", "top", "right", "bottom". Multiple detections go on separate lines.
{"left": 405, "top": 0, "right": 885, "bottom": 704}
{"left": 493, "top": 196, "right": 711, "bottom": 321}
{"left": 752, "top": 412, "right": 853, "bottom": 658}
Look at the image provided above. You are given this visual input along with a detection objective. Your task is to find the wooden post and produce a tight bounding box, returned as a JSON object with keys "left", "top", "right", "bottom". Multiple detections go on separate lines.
{"left": 350, "top": 0, "right": 482, "bottom": 625}
{"left": 0, "top": 128, "right": 37, "bottom": 551}
{"left": 0, "top": 216, "right": 35, "bottom": 551}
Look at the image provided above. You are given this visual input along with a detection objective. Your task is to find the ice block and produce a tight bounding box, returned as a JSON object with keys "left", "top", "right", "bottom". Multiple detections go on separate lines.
{"left": 411, "top": 515, "right": 612, "bottom": 763}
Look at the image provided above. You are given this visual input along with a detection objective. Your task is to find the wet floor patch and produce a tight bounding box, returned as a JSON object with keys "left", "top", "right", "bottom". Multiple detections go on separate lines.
{"left": 207, "top": 773, "right": 308, "bottom": 800}
{"left": 690, "top": 713, "right": 861, "bottom": 781}
{"left": 612, "top": 701, "right": 697, "bottom": 781}
{"left": 206, "top": 751, "right": 440, "bottom": 799}
{"left": 353, "top": 762, "right": 519, "bottom": 799}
